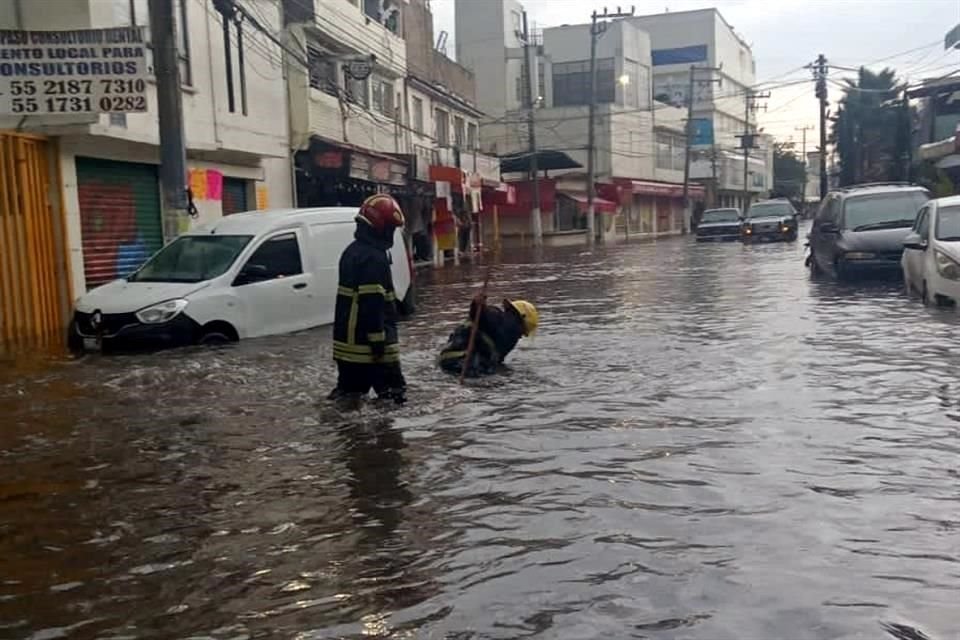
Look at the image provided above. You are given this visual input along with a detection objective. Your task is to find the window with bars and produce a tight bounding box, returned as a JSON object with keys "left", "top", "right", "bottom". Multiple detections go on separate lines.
{"left": 515, "top": 62, "right": 546, "bottom": 106}
{"left": 121, "top": 0, "right": 192, "bottom": 86}
{"left": 454, "top": 116, "right": 465, "bottom": 147}
{"left": 552, "top": 58, "right": 614, "bottom": 107}
{"left": 412, "top": 96, "right": 424, "bottom": 133}
{"left": 343, "top": 68, "right": 369, "bottom": 107}
{"left": 656, "top": 132, "right": 685, "bottom": 171}
{"left": 435, "top": 108, "right": 450, "bottom": 146}
{"left": 371, "top": 78, "right": 394, "bottom": 117}
{"left": 308, "top": 47, "right": 337, "bottom": 96}
{"left": 467, "top": 122, "right": 477, "bottom": 150}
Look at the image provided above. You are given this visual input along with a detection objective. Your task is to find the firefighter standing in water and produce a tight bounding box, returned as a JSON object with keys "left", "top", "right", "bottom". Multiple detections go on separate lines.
{"left": 439, "top": 295, "right": 539, "bottom": 377}
{"left": 329, "top": 194, "right": 407, "bottom": 404}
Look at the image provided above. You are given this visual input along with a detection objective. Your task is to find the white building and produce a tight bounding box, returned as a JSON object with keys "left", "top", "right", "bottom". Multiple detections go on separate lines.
{"left": 0, "top": 0, "right": 293, "bottom": 295}
{"left": 630, "top": 8, "right": 769, "bottom": 209}
{"left": 456, "top": 0, "right": 694, "bottom": 243}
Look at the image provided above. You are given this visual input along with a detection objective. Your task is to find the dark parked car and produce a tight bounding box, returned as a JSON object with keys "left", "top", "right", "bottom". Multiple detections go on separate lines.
{"left": 696, "top": 207, "right": 742, "bottom": 241}
{"left": 741, "top": 199, "right": 798, "bottom": 242}
{"left": 807, "top": 183, "right": 930, "bottom": 279}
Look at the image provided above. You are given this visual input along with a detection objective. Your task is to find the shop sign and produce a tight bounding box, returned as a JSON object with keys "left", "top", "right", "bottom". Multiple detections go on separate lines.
{"left": 349, "top": 152, "right": 406, "bottom": 186}
{"left": 0, "top": 27, "right": 148, "bottom": 115}
{"left": 314, "top": 150, "right": 344, "bottom": 169}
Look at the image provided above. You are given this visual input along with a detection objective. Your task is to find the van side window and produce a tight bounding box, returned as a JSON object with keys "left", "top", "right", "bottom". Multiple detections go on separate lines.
{"left": 241, "top": 233, "right": 303, "bottom": 280}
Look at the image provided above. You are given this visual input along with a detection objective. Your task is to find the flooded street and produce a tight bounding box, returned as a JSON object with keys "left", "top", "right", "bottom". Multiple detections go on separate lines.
{"left": 2, "top": 231, "right": 959, "bottom": 639}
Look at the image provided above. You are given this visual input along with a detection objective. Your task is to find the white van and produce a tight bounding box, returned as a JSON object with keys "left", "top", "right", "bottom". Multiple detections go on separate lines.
{"left": 69, "top": 207, "right": 415, "bottom": 352}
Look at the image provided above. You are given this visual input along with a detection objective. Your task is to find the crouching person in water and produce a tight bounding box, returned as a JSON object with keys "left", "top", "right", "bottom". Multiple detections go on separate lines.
{"left": 329, "top": 194, "right": 407, "bottom": 405}
{"left": 439, "top": 297, "right": 538, "bottom": 377}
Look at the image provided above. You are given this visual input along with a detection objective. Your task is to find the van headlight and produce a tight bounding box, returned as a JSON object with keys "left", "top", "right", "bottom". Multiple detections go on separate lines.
{"left": 935, "top": 250, "right": 960, "bottom": 280}
{"left": 136, "top": 299, "right": 188, "bottom": 324}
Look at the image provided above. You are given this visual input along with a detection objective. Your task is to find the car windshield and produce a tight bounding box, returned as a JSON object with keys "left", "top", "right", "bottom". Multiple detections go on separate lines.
{"left": 702, "top": 209, "right": 740, "bottom": 223}
{"left": 936, "top": 205, "right": 960, "bottom": 241}
{"left": 843, "top": 191, "right": 928, "bottom": 231}
{"left": 747, "top": 202, "right": 794, "bottom": 218}
{"left": 129, "top": 235, "right": 253, "bottom": 283}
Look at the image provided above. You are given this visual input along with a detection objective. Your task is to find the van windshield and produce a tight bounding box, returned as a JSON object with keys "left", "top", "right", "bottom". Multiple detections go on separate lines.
{"left": 129, "top": 235, "right": 253, "bottom": 283}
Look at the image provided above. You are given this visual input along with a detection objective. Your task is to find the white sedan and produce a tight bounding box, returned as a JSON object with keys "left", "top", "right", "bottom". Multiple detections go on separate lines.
{"left": 901, "top": 195, "right": 960, "bottom": 306}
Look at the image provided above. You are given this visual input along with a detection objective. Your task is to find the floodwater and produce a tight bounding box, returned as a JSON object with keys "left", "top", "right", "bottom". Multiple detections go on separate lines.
{"left": 2, "top": 230, "right": 959, "bottom": 640}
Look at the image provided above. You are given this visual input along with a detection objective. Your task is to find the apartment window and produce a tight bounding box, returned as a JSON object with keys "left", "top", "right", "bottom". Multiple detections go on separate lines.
{"left": 454, "top": 116, "right": 465, "bottom": 148}
{"left": 552, "top": 58, "right": 614, "bottom": 107}
{"left": 656, "top": 132, "right": 684, "bottom": 171}
{"left": 516, "top": 62, "right": 547, "bottom": 106}
{"left": 364, "top": 0, "right": 400, "bottom": 34}
{"left": 467, "top": 122, "right": 477, "bottom": 150}
{"left": 622, "top": 60, "right": 639, "bottom": 108}
{"left": 308, "top": 47, "right": 337, "bottom": 96}
{"left": 343, "top": 68, "right": 369, "bottom": 107}
{"left": 412, "top": 96, "right": 424, "bottom": 133}
{"left": 435, "top": 108, "right": 450, "bottom": 146}
{"left": 371, "top": 79, "right": 394, "bottom": 117}
{"left": 511, "top": 10, "right": 522, "bottom": 37}
{"left": 121, "top": 0, "right": 192, "bottom": 86}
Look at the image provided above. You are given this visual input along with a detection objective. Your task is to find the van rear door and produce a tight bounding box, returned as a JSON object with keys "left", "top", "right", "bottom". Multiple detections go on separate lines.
{"left": 309, "top": 221, "right": 355, "bottom": 327}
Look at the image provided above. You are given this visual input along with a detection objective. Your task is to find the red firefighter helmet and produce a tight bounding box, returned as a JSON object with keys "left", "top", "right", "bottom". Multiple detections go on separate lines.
{"left": 357, "top": 194, "right": 405, "bottom": 233}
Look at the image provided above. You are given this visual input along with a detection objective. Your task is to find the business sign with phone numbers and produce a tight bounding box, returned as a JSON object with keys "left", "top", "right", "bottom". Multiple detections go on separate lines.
{"left": 0, "top": 27, "right": 148, "bottom": 116}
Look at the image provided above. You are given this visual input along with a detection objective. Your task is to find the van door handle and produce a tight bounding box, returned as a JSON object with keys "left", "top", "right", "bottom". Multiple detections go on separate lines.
{"left": 293, "top": 282, "right": 308, "bottom": 290}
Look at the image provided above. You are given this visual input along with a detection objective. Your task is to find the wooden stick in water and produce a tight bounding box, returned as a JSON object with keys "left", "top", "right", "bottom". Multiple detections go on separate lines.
{"left": 459, "top": 264, "right": 493, "bottom": 385}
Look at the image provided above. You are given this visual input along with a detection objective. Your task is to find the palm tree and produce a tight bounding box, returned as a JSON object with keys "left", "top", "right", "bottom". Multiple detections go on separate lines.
{"left": 831, "top": 67, "right": 904, "bottom": 186}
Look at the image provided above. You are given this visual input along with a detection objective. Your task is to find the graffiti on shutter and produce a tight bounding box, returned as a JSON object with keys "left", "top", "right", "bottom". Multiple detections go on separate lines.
{"left": 76, "top": 158, "right": 163, "bottom": 290}
{"left": 223, "top": 177, "right": 249, "bottom": 215}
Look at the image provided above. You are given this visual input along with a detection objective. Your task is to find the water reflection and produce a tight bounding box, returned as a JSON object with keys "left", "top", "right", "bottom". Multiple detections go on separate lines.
{"left": 2, "top": 235, "right": 959, "bottom": 639}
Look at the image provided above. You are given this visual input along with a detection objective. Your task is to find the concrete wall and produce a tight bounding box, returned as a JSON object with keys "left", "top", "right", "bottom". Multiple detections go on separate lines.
{"left": 455, "top": 0, "right": 509, "bottom": 119}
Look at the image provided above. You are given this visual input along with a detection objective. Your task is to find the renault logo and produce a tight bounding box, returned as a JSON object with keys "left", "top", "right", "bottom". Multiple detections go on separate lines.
{"left": 91, "top": 310, "right": 102, "bottom": 329}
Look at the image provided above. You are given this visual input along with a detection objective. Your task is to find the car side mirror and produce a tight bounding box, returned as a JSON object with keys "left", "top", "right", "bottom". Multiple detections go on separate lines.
{"left": 819, "top": 221, "right": 839, "bottom": 234}
{"left": 903, "top": 233, "right": 927, "bottom": 251}
{"left": 235, "top": 263, "right": 270, "bottom": 285}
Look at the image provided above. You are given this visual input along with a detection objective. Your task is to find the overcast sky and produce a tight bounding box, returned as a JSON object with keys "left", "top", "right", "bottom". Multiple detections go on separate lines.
{"left": 433, "top": 0, "right": 960, "bottom": 147}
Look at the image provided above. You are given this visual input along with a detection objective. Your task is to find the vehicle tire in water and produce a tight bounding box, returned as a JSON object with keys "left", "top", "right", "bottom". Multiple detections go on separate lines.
{"left": 922, "top": 281, "right": 930, "bottom": 306}
{"left": 198, "top": 327, "right": 236, "bottom": 346}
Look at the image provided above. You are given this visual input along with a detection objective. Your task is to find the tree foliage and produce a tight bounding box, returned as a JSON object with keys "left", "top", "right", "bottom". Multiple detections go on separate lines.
{"left": 830, "top": 67, "right": 910, "bottom": 186}
{"left": 772, "top": 144, "right": 807, "bottom": 203}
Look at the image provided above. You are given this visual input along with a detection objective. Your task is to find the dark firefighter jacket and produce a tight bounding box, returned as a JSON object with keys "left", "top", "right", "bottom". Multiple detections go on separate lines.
{"left": 439, "top": 300, "right": 524, "bottom": 374}
{"left": 333, "top": 225, "right": 400, "bottom": 364}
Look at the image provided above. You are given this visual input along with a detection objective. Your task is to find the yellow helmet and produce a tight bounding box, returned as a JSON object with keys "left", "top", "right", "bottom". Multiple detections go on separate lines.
{"left": 506, "top": 299, "right": 539, "bottom": 336}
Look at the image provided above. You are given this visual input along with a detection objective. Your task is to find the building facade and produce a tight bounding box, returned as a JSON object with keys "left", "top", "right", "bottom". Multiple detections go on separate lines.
{"left": 455, "top": 0, "right": 697, "bottom": 244}
{"left": 630, "top": 8, "right": 769, "bottom": 211}
{"left": 0, "top": 0, "right": 294, "bottom": 298}
{"left": 285, "top": 0, "right": 498, "bottom": 261}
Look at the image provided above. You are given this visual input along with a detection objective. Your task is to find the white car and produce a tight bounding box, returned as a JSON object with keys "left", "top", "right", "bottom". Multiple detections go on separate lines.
{"left": 70, "top": 207, "right": 415, "bottom": 352}
{"left": 901, "top": 195, "right": 960, "bottom": 306}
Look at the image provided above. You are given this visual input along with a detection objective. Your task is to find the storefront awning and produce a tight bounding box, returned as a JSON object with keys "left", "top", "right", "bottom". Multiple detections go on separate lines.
{"left": 560, "top": 192, "right": 618, "bottom": 214}
{"left": 499, "top": 150, "right": 583, "bottom": 174}
{"left": 302, "top": 136, "right": 408, "bottom": 186}
{"left": 619, "top": 179, "right": 705, "bottom": 198}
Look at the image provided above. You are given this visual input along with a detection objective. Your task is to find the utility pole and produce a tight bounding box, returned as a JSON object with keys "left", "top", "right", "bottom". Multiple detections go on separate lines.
{"left": 814, "top": 53, "right": 828, "bottom": 199}
{"left": 682, "top": 64, "right": 721, "bottom": 232}
{"left": 148, "top": 0, "right": 190, "bottom": 238}
{"left": 795, "top": 124, "right": 814, "bottom": 206}
{"left": 587, "top": 6, "right": 634, "bottom": 246}
{"left": 521, "top": 11, "right": 543, "bottom": 246}
{"left": 739, "top": 89, "right": 769, "bottom": 213}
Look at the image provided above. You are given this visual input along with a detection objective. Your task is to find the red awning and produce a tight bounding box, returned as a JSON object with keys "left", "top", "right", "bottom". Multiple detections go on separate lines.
{"left": 561, "top": 192, "right": 618, "bottom": 214}
{"left": 619, "top": 179, "right": 705, "bottom": 199}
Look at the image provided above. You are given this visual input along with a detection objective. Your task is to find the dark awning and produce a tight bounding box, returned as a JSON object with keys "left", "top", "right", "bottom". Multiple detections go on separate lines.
{"left": 499, "top": 150, "right": 582, "bottom": 174}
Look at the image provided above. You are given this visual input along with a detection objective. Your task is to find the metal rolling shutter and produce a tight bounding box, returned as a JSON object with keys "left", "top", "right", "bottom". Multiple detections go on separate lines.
{"left": 223, "top": 177, "right": 249, "bottom": 215}
{"left": 76, "top": 158, "right": 163, "bottom": 290}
